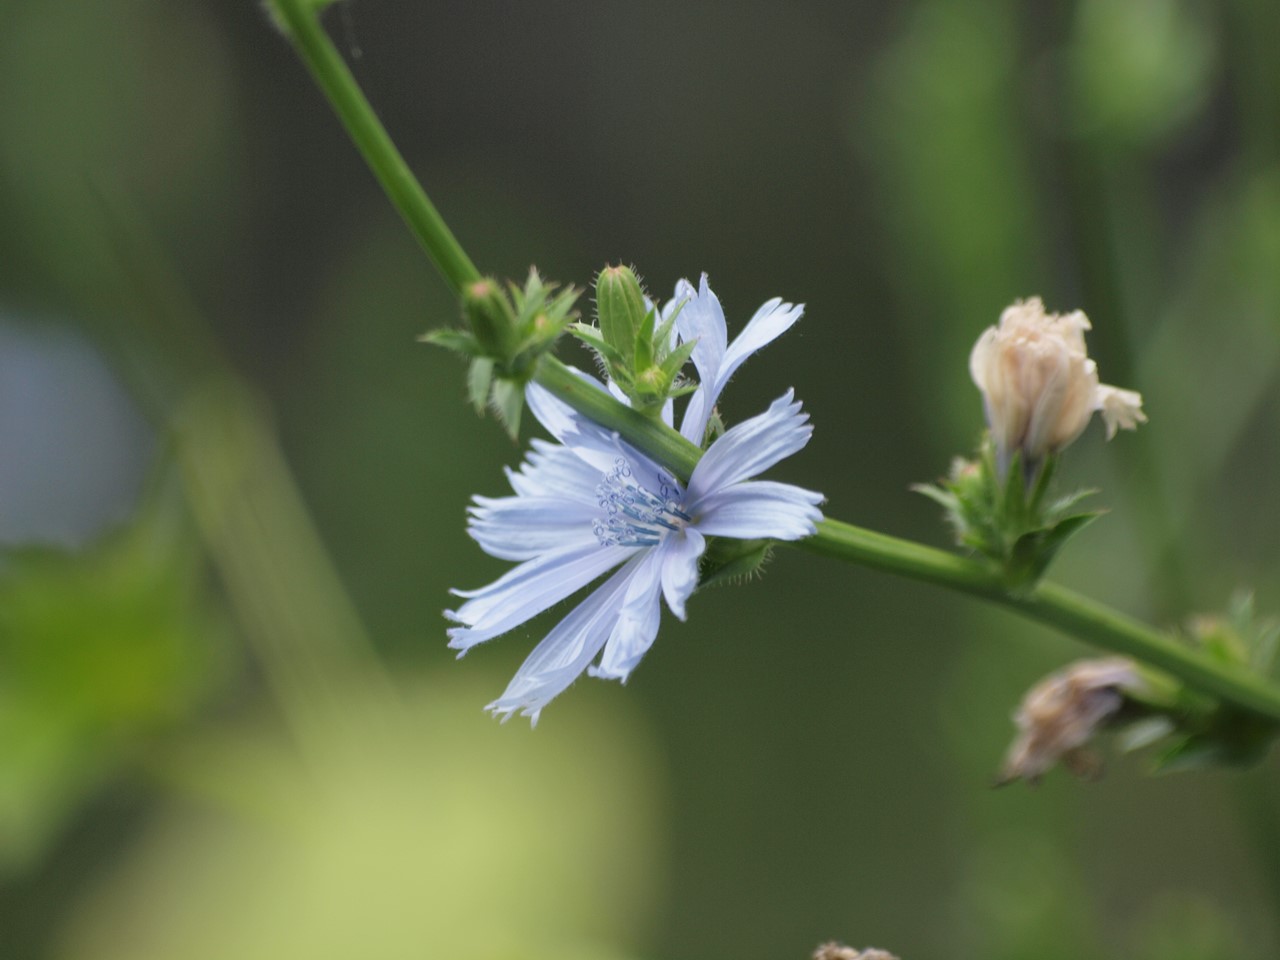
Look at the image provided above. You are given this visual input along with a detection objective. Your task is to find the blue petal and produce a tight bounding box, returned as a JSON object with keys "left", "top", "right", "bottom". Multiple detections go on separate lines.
{"left": 486, "top": 556, "right": 645, "bottom": 724}
{"left": 685, "top": 390, "right": 813, "bottom": 501}
{"left": 525, "top": 376, "right": 620, "bottom": 466}
{"left": 590, "top": 550, "right": 664, "bottom": 681}
{"left": 674, "top": 274, "right": 728, "bottom": 386}
{"left": 675, "top": 274, "right": 728, "bottom": 442}
{"left": 446, "top": 542, "right": 635, "bottom": 650}
{"left": 467, "top": 495, "right": 598, "bottom": 561}
{"left": 676, "top": 278, "right": 803, "bottom": 444}
{"left": 718, "top": 297, "right": 803, "bottom": 394}
{"left": 505, "top": 439, "right": 601, "bottom": 500}
{"left": 690, "top": 481, "right": 823, "bottom": 540}
{"left": 526, "top": 379, "right": 657, "bottom": 478}
{"left": 659, "top": 527, "right": 705, "bottom": 621}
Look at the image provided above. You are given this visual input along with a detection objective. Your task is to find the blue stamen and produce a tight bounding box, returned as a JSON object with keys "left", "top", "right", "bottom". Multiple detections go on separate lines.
{"left": 593, "top": 457, "right": 690, "bottom": 547}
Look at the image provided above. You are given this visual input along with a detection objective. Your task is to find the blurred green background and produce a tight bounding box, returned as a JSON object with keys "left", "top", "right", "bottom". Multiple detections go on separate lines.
{"left": 2, "top": 0, "right": 1280, "bottom": 957}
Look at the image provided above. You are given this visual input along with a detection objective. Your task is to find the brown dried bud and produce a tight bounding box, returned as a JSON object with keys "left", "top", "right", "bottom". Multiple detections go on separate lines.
{"left": 998, "top": 657, "right": 1144, "bottom": 785}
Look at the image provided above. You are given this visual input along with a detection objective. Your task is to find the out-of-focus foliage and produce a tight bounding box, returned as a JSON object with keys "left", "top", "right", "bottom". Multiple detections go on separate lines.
{"left": 57, "top": 680, "right": 662, "bottom": 960}
{"left": 0, "top": 500, "right": 225, "bottom": 871}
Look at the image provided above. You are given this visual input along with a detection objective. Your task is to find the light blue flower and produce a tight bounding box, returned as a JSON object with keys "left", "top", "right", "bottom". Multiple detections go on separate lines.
{"left": 447, "top": 277, "right": 822, "bottom": 723}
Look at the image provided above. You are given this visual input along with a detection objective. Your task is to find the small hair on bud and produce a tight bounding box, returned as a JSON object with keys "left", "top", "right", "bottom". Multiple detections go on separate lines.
{"left": 812, "top": 943, "right": 900, "bottom": 960}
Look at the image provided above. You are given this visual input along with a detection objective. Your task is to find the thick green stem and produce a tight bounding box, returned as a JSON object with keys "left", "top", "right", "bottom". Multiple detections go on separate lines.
{"left": 274, "top": 0, "right": 1280, "bottom": 727}
{"left": 270, "top": 0, "right": 479, "bottom": 294}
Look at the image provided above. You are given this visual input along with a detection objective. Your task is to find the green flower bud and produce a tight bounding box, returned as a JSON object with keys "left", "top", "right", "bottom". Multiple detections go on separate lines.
{"left": 594, "top": 265, "right": 648, "bottom": 367}
{"left": 463, "top": 278, "right": 516, "bottom": 358}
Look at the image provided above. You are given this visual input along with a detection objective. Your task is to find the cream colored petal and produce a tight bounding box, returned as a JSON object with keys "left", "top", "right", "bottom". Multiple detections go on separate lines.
{"left": 1095, "top": 384, "right": 1148, "bottom": 439}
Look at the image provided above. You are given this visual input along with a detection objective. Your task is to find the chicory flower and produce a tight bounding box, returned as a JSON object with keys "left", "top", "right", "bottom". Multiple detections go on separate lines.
{"left": 447, "top": 277, "right": 822, "bottom": 722}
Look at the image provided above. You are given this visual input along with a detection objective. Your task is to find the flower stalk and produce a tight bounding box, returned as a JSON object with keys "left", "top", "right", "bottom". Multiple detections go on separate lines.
{"left": 265, "top": 0, "right": 479, "bottom": 295}
{"left": 273, "top": 0, "right": 1280, "bottom": 730}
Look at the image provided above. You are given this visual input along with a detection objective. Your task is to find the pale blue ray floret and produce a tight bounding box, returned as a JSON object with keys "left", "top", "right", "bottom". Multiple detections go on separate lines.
{"left": 446, "top": 275, "right": 824, "bottom": 723}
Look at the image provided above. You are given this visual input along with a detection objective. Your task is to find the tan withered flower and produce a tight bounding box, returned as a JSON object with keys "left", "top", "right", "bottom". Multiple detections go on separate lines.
{"left": 998, "top": 657, "right": 1145, "bottom": 785}
{"left": 812, "top": 943, "right": 900, "bottom": 960}
{"left": 969, "top": 298, "right": 1146, "bottom": 471}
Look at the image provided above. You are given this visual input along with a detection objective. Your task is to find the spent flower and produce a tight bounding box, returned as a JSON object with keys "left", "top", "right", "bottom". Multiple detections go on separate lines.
{"left": 448, "top": 276, "right": 822, "bottom": 722}
{"left": 998, "top": 657, "right": 1146, "bottom": 784}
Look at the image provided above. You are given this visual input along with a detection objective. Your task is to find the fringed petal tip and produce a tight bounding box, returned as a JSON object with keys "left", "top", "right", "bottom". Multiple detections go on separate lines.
{"left": 445, "top": 627, "right": 472, "bottom": 657}
{"left": 485, "top": 700, "right": 542, "bottom": 727}
{"left": 587, "top": 662, "right": 632, "bottom": 683}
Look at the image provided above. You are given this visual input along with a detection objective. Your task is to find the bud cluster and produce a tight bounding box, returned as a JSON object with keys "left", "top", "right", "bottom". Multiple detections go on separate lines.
{"left": 914, "top": 442, "right": 1101, "bottom": 591}
{"left": 421, "top": 268, "right": 580, "bottom": 437}
{"left": 571, "top": 265, "right": 699, "bottom": 417}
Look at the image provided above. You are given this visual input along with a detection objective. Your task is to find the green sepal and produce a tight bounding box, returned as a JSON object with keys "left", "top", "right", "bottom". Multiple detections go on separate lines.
{"left": 659, "top": 337, "right": 699, "bottom": 382}
{"left": 915, "top": 437, "right": 1101, "bottom": 589}
{"left": 569, "top": 322, "right": 626, "bottom": 368}
{"left": 419, "top": 328, "right": 484, "bottom": 357}
{"left": 698, "top": 537, "right": 773, "bottom": 589}
{"left": 489, "top": 378, "right": 524, "bottom": 440}
{"left": 651, "top": 299, "right": 686, "bottom": 355}
{"left": 633, "top": 306, "right": 658, "bottom": 371}
{"left": 1006, "top": 511, "right": 1103, "bottom": 593}
{"left": 466, "top": 358, "right": 494, "bottom": 416}
{"left": 1151, "top": 715, "right": 1279, "bottom": 773}
{"left": 701, "top": 409, "right": 726, "bottom": 447}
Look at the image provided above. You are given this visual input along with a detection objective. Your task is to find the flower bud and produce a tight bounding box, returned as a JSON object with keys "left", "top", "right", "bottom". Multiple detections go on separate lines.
{"left": 595, "top": 264, "right": 648, "bottom": 367}
{"left": 969, "top": 298, "right": 1147, "bottom": 472}
{"left": 462, "top": 278, "right": 516, "bottom": 358}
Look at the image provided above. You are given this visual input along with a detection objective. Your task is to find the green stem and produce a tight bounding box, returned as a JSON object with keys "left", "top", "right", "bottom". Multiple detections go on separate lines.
{"left": 799, "top": 519, "right": 1280, "bottom": 722}
{"left": 270, "top": 0, "right": 480, "bottom": 294}
{"left": 532, "top": 357, "right": 703, "bottom": 478}
{"left": 273, "top": 0, "right": 1280, "bottom": 727}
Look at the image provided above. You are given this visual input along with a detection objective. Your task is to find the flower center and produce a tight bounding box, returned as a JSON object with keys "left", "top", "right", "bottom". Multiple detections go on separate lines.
{"left": 592, "top": 456, "right": 690, "bottom": 548}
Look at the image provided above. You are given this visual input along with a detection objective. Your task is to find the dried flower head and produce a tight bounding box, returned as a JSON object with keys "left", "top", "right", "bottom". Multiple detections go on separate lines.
{"left": 812, "top": 943, "right": 900, "bottom": 960}
{"left": 969, "top": 298, "right": 1146, "bottom": 472}
{"left": 998, "top": 657, "right": 1144, "bottom": 785}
